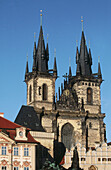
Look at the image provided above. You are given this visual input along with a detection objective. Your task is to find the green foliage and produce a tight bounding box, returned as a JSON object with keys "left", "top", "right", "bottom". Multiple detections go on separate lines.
{"left": 41, "top": 159, "right": 61, "bottom": 170}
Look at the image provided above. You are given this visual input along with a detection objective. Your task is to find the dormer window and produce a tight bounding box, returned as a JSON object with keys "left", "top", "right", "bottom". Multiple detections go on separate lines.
{"left": 42, "top": 84, "right": 48, "bottom": 100}
{"left": 87, "top": 88, "right": 92, "bottom": 104}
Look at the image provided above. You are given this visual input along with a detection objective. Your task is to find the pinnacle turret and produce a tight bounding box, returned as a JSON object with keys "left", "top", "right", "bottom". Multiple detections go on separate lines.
{"left": 32, "top": 41, "right": 36, "bottom": 71}
{"left": 98, "top": 58, "right": 102, "bottom": 78}
{"left": 25, "top": 56, "right": 29, "bottom": 79}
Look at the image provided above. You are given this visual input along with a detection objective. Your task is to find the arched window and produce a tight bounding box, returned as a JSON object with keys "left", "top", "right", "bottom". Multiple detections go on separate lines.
{"left": 61, "top": 123, "right": 74, "bottom": 150}
{"left": 42, "top": 84, "right": 47, "bottom": 100}
{"left": 87, "top": 88, "right": 92, "bottom": 104}
{"left": 29, "top": 85, "right": 32, "bottom": 102}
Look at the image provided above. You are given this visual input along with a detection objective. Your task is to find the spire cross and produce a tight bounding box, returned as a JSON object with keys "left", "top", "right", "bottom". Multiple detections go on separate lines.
{"left": 81, "top": 16, "right": 83, "bottom": 31}
{"left": 40, "top": 10, "right": 42, "bottom": 26}
{"left": 63, "top": 73, "right": 68, "bottom": 81}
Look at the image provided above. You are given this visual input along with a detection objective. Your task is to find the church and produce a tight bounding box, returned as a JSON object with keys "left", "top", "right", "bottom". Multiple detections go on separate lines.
{"left": 14, "top": 13, "right": 111, "bottom": 170}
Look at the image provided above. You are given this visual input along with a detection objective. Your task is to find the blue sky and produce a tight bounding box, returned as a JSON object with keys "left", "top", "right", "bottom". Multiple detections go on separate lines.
{"left": 0, "top": 0, "right": 111, "bottom": 142}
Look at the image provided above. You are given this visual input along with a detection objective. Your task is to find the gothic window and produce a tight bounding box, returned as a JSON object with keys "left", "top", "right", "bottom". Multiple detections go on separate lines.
{"left": 29, "top": 85, "right": 32, "bottom": 102}
{"left": 87, "top": 88, "right": 92, "bottom": 104}
{"left": 89, "top": 122, "right": 92, "bottom": 128}
{"left": 42, "top": 84, "right": 48, "bottom": 100}
{"left": 61, "top": 123, "right": 74, "bottom": 150}
{"left": 39, "top": 86, "right": 41, "bottom": 95}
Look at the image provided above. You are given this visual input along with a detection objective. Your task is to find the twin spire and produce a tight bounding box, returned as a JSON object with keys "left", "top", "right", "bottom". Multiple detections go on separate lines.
{"left": 25, "top": 11, "right": 57, "bottom": 79}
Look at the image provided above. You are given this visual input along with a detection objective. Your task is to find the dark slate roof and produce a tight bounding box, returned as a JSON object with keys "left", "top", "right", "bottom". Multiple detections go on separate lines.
{"left": 14, "top": 105, "right": 45, "bottom": 132}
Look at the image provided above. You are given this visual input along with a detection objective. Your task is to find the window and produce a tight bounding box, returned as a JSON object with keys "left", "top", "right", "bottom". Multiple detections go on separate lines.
{"left": 102, "top": 158, "right": 107, "bottom": 161}
{"left": 2, "top": 146, "right": 6, "bottom": 155}
{"left": 39, "top": 86, "right": 41, "bottom": 95}
{"left": 14, "top": 147, "right": 18, "bottom": 156}
{"left": 29, "top": 85, "right": 32, "bottom": 102}
{"left": 42, "top": 84, "right": 47, "bottom": 100}
{"left": 2, "top": 167, "right": 7, "bottom": 170}
{"left": 14, "top": 168, "right": 19, "bottom": 170}
{"left": 98, "top": 158, "right": 101, "bottom": 161}
{"left": 24, "top": 168, "right": 29, "bottom": 170}
{"left": 24, "top": 148, "right": 29, "bottom": 156}
{"left": 89, "top": 122, "right": 92, "bottom": 128}
{"left": 108, "top": 158, "right": 111, "bottom": 161}
{"left": 81, "top": 158, "right": 86, "bottom": 161}
{"left": 87, "top": 88, "right": 92, "bottom": 104}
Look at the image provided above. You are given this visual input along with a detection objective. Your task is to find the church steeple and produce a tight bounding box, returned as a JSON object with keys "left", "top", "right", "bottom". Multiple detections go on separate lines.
{"left": 76, "top": 31, "right": 92, "bottom": 76}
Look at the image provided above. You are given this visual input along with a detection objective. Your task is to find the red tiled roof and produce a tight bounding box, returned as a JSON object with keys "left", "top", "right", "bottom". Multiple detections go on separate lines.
{"left": 0, "top": 116, "right": 39, "bottom": 144}
{"left": 0, "top": 116, "right": 21, "bottom": 129}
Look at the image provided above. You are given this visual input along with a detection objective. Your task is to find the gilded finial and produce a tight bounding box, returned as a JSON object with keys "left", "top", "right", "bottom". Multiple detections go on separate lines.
{"left": 40, "top": 10, "right": 42, "bottom": 26}
{"left": 81, "top": 16, "right": 83, "bottom": 31}
{"left": 34, "top": 32, "right": 36, "bottom": 42}
{"left": 54, "top": 48, "right": 56, "bottom": 58}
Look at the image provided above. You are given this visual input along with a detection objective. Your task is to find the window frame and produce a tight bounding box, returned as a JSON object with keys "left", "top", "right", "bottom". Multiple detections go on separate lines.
{"left": 42, "top": 84, "right": 48, "bottom": 101}
{"left": 87, "top": 87, "right": 93, "bottom": 104}
{"left": 24, "top": 148, "right": 29, "bottom": 157}
{"left": 24, "top": 167, "right": 29, "bottom": 170}
{"left": 14, "top": 147, "right": 18, "bottom": 156}
{"left": 2, "top": 146, "right": 6, "bottom": 155}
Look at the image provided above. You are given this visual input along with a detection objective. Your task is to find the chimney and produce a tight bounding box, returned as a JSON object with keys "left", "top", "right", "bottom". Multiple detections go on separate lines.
{"left": 0, "top": 112, "right": 4, "bottom": 117}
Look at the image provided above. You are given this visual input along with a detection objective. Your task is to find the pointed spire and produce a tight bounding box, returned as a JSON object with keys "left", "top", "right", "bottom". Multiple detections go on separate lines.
{"left": 69, "top": 66, "right": 72, "bottom": 77}
{"left": 25, "top": 55, "right": 29, "bottom": 79}
{"left": 53, "top": 49, "right": 57, "bottom": 77}
{"left": 69, "top": 57, "right": 72, "bottom": 77}
{"left": 89, "top": 47, "right": 92, "bottom": 66}
{"left": 98, "top": 56, "right": 102, "bottom": 78}
{"left": 32, "top": 33, "right": 36, "bottom": 71}
{"left": 36, "top": 12, "right": 47, "bottom": 72}
{"left": 46, "top": 34, "right": 49, "bottom": 60}
{"left": 76, "top": 46, "right": 80, "bottom": 64}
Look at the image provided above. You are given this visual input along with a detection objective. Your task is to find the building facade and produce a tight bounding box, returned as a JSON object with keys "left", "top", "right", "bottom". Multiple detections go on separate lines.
{"left": 14, "top": 15, "right": 108, "bottom": 169}
{"left": 0, "top": 113, "right": 39, "bottom": 170}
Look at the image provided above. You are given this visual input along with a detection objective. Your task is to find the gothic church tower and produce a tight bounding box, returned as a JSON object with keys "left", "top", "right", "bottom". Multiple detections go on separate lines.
{"left": 25, "top": 14, "right": 57, "bottom": 111}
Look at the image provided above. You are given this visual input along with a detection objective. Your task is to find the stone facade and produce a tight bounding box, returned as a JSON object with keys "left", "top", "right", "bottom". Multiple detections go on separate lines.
{"left": 15, "top": 16, "right": 108, "bottom": 169}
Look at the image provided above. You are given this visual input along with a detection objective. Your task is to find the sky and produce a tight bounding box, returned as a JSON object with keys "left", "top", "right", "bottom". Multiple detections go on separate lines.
{"left": 0, "top": 0, "right": 111, "bottom": 142}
